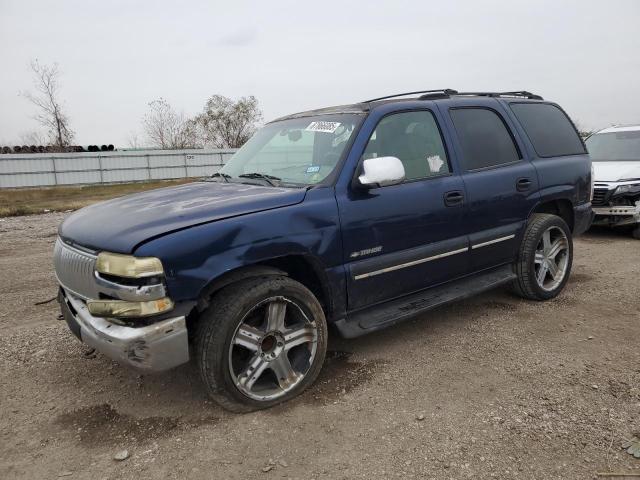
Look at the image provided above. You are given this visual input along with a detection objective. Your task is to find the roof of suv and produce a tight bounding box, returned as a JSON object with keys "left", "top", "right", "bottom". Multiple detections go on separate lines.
{"left": 273, "top": 89, "right": 545, "bottom": 122}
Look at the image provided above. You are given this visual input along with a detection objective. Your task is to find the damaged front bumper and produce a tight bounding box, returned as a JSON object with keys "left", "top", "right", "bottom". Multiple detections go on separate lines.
{"left": 592, "top": 202, "right": 640, "bottom": 227}
{"left": 59, "top": 288, "right": 189, "bottom": 373}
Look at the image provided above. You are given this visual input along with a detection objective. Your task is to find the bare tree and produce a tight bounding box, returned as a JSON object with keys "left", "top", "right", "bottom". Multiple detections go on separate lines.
{"left": 22, "top": 60, "right": 74, "bottom": 149}
{"left": 142, "top": 98, "right": 200, "bottom": 149}
{"left": 125, "top": 130, "right": 142, "bottom": 149}
{"left": 195, "top": 95, "right": 262, "bottom": 148}
{"left": 19, "top": 130, "right": 48, "bottom": 146}
{"left": 182, "top": 118, "right": 205, "bottom": 149}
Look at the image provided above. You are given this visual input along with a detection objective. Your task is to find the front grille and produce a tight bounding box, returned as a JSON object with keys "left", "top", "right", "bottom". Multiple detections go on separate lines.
{"left": 592, "top": 187, "right": 610, "bottom": 206}
{"left": 53, "top": 238, "right": 99, "bottom": 300}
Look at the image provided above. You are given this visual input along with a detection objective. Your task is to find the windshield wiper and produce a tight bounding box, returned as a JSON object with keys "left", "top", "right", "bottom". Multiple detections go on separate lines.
{"left": 209, "top": 172, "right": 231, "bottom": 183}
{"left": 238, "top": 172, "right": 281, "bottom": 186}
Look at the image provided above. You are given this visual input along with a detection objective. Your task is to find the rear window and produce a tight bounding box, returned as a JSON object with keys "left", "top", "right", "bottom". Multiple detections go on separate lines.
{"left": 449, "top": 108, "right": 521, "bottom": 170}
{"left": 510, "top": 103, "right": 586, "bottom": 157}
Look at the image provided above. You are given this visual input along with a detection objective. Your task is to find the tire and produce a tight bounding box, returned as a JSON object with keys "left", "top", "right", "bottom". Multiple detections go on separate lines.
{"left": 632, "top": 225, "right": 640, "bottom": 240}
{"left": 512, "top": 213, "right": 573, "bottom": 301}
{"left": 195, "top": 275, "right": 328, "bottom": 412}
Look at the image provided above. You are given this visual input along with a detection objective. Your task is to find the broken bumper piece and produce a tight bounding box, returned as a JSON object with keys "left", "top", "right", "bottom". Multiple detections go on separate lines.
{"left": 592, "top": 203, "right": 640, "bottom": 227}
{"left": 59, "top": 288, "right": 189, "bottom": 373}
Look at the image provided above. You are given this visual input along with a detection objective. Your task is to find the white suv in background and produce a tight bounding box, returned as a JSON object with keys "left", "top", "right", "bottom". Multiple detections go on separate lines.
{"left": 586, "top": 125, "right": 640, "bottom": 239}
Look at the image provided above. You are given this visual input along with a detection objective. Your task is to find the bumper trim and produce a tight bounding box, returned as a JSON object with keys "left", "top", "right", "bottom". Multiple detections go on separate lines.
{"left": 60, "top": 289, "right": 189, "bottom": 373}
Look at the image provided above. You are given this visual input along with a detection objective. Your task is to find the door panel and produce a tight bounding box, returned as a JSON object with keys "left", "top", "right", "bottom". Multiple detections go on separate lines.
{"left": 442, "top": 104, "right": 540, "bottom": 272}
{"left": 336, "top": 109, "right": 469, "bottom": 310}
{"left": 462, "top": 163, "right": 539, "bottom": 270}
{"left": 340, "top": 177, "right": 468, "bottom": 309}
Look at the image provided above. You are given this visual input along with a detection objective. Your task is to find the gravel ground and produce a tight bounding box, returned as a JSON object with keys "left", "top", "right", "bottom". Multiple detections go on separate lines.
{"left": 0, "top": 213, "right": 639, "bottom": 480}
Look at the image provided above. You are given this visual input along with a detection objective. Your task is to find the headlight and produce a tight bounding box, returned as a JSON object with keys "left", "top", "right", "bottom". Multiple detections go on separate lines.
{"left": 614, "top": 183, "right": 640, "bottom": 195}
{"left": 96, "top": 252, "right": 164, "bottom": 278}
{"left": 87, "top": 298, "right": 174, "bottom": 318}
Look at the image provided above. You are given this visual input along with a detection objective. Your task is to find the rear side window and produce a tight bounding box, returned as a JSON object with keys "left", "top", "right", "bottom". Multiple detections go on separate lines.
{"left": 510, "top": 103, "right": 586, "bottom": 157}
{"left": 450, "top": 108, "right": 520, "bottom": 170}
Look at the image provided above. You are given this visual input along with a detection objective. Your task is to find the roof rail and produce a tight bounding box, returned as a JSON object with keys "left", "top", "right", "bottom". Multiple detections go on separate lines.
{"left": 456, "top": 91, "right": 543, "bottom": 100}
{"left": 418, "top": 91, "right": 457, "bottom": 100}
{"left": 363, "top": 89, "right": 458, "bottom": 103}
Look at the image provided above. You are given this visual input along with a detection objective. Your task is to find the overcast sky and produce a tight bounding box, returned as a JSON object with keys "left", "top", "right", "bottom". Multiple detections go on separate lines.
{"left": 1, "top": 0, "right": 639, "bottom": 147}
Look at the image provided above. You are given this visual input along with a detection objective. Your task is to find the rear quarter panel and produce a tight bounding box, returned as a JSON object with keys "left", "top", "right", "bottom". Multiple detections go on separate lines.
{"left": 500, "top": 99, "right": 592, "bottom": 208}
{"left": 529, "top": 154, "right": 591, "bottom": 207}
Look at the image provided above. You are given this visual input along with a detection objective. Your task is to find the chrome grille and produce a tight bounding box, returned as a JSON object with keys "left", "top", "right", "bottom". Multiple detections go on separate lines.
{"left": 53, "top": 238, "right": 99, "bottom": 300}
{"left": 592, "top": 187, "right": 609, "bottom": 206}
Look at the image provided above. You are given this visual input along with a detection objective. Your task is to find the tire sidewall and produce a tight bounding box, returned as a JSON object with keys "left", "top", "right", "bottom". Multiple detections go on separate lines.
{"left": 197, "top": 276, "right": 328, "bottom": 411}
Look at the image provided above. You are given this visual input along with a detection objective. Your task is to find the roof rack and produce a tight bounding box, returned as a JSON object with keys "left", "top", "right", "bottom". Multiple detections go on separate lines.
{"left": 363, "top": 89, "right": 543, "bottom": 103}
{"left": 455, "top": 91, "right": 543, "bottom": 100}
{"left": 363, "top": 89, "right": 458, "bottom": 103}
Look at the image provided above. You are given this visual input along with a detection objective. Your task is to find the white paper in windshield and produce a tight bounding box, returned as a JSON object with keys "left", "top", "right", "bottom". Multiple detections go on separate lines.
{"left": 305, "top": 121, "right": 341, "bottom": 133}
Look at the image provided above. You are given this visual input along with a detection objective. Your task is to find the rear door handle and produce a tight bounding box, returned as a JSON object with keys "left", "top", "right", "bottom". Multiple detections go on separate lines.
{"left": 444, "top": 190, "right": 464, "bottom": 207}
{"left": 516, "top": 177, "right": 532, "bottom": 192}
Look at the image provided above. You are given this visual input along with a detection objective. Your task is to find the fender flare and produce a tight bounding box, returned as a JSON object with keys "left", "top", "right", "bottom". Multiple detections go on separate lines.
{"left": 196, "top": 265, "right": 288, "bottom": 312}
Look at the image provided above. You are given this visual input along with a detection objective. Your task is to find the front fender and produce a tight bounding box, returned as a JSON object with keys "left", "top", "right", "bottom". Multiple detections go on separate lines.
{"left": 133, "top": 188, "right": 343, "bottom": 307}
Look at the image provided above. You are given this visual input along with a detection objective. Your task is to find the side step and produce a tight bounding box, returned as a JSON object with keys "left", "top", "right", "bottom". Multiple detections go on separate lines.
{"left": 334, "top": 264, "right": 516, "bottom": 338}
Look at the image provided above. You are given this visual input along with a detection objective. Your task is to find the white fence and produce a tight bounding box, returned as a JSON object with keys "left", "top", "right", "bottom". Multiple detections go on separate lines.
{"left": 0, "top": 148, "right": 237, "bottom": 188}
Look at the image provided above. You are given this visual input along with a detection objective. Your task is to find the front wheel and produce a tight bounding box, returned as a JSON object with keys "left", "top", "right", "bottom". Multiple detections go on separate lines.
{"left": 195, "top": 276, "right": 328, "bottom": 412}
{"left": 512, "top": 213, "right": 573, "bottom": 300}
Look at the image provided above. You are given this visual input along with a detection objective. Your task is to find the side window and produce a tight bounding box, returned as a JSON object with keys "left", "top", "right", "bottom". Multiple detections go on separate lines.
{"left": 510, "top": 103, "right": 586, "bottom": 157}
{"left": 362, "top": 111, "right": 450, "bottom": 181}
{"left": 450, "top": 108, "right": 521, "bottom": 170}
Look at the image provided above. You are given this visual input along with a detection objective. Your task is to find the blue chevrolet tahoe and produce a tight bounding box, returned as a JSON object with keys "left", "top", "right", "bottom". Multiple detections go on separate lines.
{"left": 54, "top": 89, "right": 593, "bottom": 411}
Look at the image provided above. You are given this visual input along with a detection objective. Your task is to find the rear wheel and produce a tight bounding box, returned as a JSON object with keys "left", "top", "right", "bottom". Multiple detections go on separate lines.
{"left": 195, "top": 276, "right": 327, "bottom": 412}
{"left": 512, "top": 213, "right": 573, "bottom": 300}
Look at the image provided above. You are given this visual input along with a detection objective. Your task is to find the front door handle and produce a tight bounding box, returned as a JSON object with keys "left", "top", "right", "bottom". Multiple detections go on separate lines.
{"left": 516, "top": 177, "right": 532, "bottom": 192}
{"left": 444, "top": 190, "right": 464, "bottom": 207}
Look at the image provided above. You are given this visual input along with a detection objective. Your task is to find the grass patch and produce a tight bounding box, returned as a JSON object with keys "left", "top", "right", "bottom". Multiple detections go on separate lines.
{"left": 0, "top": 179, "right": 194, "bottom": 217}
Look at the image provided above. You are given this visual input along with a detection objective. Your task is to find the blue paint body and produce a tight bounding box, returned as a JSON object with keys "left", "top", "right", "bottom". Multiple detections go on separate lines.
{"left": 59, "top": 96, "right": 592, "bottom": 327}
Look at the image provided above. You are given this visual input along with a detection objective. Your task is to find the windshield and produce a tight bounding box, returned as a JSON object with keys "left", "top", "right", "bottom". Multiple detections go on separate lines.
{"left": 586, "top": 130, "right": 640, "bottom": 162}
{"left": 217, "top": 114, "right": 363, "bottom": 187}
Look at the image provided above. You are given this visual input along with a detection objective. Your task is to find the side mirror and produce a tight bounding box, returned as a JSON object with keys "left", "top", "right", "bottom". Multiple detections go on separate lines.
{"left": 357, "top": 156, "right": 405, "bottom": 188}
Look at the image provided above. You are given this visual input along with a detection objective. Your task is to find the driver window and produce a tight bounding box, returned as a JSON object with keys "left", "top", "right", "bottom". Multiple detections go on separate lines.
{"left": 362, "top": 111, "right": 450, "bottom": 180}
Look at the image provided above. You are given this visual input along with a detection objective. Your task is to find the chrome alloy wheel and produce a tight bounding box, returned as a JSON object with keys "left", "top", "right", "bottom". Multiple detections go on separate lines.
{"left": 534, "top": 226, "right": 570, "bottom": 291}
{"left": 228, "top": 296, "right": 318, "bottom": 401}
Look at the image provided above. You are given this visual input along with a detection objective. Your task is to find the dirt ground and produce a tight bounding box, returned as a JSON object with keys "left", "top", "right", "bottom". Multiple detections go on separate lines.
{"left": 0, "top": 213, "right": 638, "bottom": 480}
{"left": 0, "top": 180, "right": 192, "bottom": 217}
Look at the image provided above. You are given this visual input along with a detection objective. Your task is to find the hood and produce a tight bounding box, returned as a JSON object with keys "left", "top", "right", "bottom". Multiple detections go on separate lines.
{"left": 593, "top": 161, "right": 640, "bottom": 182}
{"left": 59, "top": 181, "right": 307, "bottom": 253}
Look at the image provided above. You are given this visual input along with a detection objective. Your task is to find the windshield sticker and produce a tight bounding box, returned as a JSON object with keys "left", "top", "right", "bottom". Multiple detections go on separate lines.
{"left": 306, "top": 165, "right": 321, "bottom": 173}
{"left": 305, "top": 121, "right": 341, "bottom": 133}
